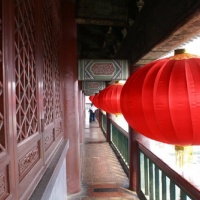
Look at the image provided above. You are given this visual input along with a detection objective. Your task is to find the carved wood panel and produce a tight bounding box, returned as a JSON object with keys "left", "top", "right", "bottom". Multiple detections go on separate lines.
{"left": 55, "top": 122, "right": 62, "bottom": 139}
{"left": 18, "top": 143, "right": 40, "bottom": 181}
{"left": 44, "top": 128, "right": 55, "bottom": 151}
{"left": 0, "top": 168, "right": 9, "bottom": 199}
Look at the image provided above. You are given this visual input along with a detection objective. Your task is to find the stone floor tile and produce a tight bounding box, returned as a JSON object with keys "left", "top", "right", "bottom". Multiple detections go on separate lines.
{"left": 67, "top": 118, "right": 139, "bottom": 200}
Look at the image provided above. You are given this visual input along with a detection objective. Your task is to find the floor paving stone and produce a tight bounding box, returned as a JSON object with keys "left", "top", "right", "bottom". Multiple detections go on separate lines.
{"left": 67, "top": 118, "right": 139, "bottom": 200}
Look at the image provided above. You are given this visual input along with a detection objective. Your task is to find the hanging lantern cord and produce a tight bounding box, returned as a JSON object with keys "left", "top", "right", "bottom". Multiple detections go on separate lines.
{"left": 174, "top": 49, "right": 186, "bottom": 55}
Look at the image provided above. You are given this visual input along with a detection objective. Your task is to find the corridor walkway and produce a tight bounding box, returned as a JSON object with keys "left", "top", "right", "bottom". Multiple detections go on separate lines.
{"left": 67, "top": 114, "right": 139, "bottom": 200}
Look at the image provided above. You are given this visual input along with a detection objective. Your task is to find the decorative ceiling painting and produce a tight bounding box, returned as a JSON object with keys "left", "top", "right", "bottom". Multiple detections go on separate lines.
{"left": 82, "top": 81, "right": 106, "bottom": 91}
{"left": 82, "top": 81, "right": 106, "bottom": 95}
{"left": 78, "top": 59, "right": 129, "bottom": 81}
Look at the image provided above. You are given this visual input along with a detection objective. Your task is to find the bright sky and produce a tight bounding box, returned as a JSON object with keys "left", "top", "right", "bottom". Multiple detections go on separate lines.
{"left": 161, "top": 35, "right": 200, "bottom": 58}
{"left": 183, "top": 36, "right": 200, "bottom": 55}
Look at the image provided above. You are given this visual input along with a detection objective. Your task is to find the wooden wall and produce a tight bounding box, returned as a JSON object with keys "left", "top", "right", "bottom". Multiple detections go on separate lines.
{"left": 0, "top": 0, "right": 64, "bottom": 199}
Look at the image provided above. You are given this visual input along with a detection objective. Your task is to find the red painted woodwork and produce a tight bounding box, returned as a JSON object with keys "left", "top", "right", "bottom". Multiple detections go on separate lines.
{"left": 0, "top": 0, "right": 64, "bottom": 199}
{"left": 128, "top": 127, "right": 143, "bottom": 192}
{"left": 42, "top": 0, "right": 63, "bottom": 167}
{"left": 2, "top": 0, "right": 200, "bottom": 199}
{"left": 0, "top": 1, "right": 4, "bottom": 153}
{"left": 121, "top": 51, "right": 200, "bottom": 145}
{"left": 14, "top": 1, "right": 43, "bottom": 199}
{"left": 0, "top": 1, "right": 12, "bottom": 199}
{"left": 99, "top": 83, "right": 123, "bottom": 115}
{"left": 79, "top": 82, "right": 84, "bottom": 143}
{"left": 61, "top": 0, "right": 81, "bottom": 194}
{"left": 106, "top": 113, "right": 111, "bottom": 144}
{"left": 15, "top": 0, "right": 38, "bottom": 143}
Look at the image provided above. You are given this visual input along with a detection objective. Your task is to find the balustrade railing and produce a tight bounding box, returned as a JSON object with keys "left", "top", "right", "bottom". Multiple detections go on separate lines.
{"left": 102, "top": 113, "right": 107, "bottom": 135}
{"left": 102, "top": 111, "right": 200, "bottom": 200}
{"left": 138, "top": 144, "right": 199, "bottom": 200}
{"left": 101, "top": 113, "right": 200, "bottom": 200}
{"left": 110, "top": 121, "right": 129, "bottom": 168}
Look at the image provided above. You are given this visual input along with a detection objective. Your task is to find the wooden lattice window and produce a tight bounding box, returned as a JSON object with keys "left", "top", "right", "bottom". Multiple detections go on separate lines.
{"left": 54, "top": 65, "right": 61, "bottom": 119}
{"left": 52, "top": 5, "right": 62, "bottom": 120}
{"left": 0, "top": 1, "right": 5, "bottom": 152}
{"left": 14, "top": 0, "right": 38, "bottom": 143}
{"left": 43, "top": 0, "right": 54, "bottom": 126}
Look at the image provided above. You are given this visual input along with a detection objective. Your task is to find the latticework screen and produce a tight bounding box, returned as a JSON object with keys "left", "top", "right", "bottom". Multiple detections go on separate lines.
{"left": 43, "top": 0, "right": 54, "bottom": 126}
{"left": 43, "top": 0, "right": 62, "bottom": 124}
{"left": 0, "top": 0, "right": 63, "bottom": 198}
{"left": 14, "top": 0, "right": 38, "bottom": 143}
{"left": 54, "top": 65, "right": 62, "bottom": 119}
{"left": 52, "top": 3, "right": 62, "bottom": 120}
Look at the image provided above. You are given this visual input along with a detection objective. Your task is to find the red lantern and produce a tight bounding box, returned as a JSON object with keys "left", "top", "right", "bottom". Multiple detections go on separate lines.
{"left": 99, "top": 83, "right": 123, "bottom": 115}
{"left": 121, "top": 50, "right": 200, "bottom": 145}
{"left": 92, "top": 93, "right": 101, "bottom": 108}
{"left": 89, "top": 95, "right": 95, "bottom": 102}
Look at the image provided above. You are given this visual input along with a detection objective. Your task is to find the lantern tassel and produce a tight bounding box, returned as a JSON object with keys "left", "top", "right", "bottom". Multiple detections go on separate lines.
{"left": 175, "top": 145, "right": 193, "bottom": 168}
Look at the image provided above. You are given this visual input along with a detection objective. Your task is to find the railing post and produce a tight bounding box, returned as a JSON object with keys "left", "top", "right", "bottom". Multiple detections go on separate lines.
{"left": 99, "top": 110, "right": 102, "bottom": 128}
{"left": 106, "top": 113, "right": 111, "bottom": 144}
{"left": 129, "top": 126, "right": 141, "bottom": 192}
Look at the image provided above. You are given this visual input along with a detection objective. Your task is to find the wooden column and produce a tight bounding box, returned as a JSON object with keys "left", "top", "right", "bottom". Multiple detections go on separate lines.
{"left": 106, "top": 113, "right": 111, "bottom": 144}
{"left": 99, "top": 110, "right": 102, "bottom": 128}
{"left": 3, "top": 1, "right": 16, "bottom": 199}
{"left": 60, "top": 0, "right": 80, "bottom": 194}
{"left": 83, "top": 92, "right": 85, "bottom": 125}
{"left": 128, "top": 65, "right": 142, "bottom": 192}
{"left": 128, "top": 126, "right": 140, "bottom": 191}
{"left": 78, "top": 82, "right": 83, "bottom": 144}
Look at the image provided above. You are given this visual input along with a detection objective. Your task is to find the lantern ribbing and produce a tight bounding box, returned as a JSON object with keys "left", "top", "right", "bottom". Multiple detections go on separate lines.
{"left": 120, "top": 51, "right": 200, "bottom": 145}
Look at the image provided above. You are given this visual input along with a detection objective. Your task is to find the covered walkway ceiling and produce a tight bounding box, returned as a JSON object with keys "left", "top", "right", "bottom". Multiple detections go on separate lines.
{"left": 76, "top": 0, "right": 141, "bottom": 59}
{"left": 76, "top": 0, "right": 200, "bottom": 67}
